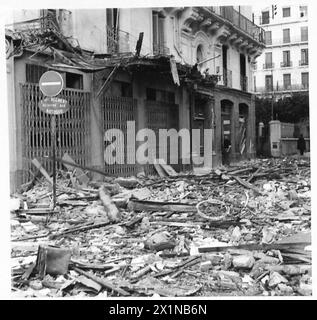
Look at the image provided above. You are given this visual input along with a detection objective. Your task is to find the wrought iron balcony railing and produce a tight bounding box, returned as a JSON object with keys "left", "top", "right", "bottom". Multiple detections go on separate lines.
{"left": 254, "top": 83, "right": 309, "bottom": 93}
{"left": 280, "top": 61, "right": 293, "bottom": 68}
{"left": 265, "top": 36, "right": 308, "bottom": 46}
{"left": 299, "top": 60, "right": 309, "bottom": 66}
{"left": 206, "top": 6, "right": 265, "bottom": 44}
{"left": 263, "top": 62, "right": 275, "bottom": 69}
{"left": 153, "top": 44, "right": 170, "bottom": 55}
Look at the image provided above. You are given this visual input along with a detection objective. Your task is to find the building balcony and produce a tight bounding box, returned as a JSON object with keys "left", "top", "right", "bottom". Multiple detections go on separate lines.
{"left": 106, "top": 26, "right": 132, "bottom": 55}
{"left": 299, "top": 60, "right": 309, "bottom": 66}
{"left": 254, "top": 83, "right": 309, "bottom": 94}
{"left": 265, "top": 36, "right": 308, "bottom": 46}
{"left": 196, "top": 6, "right": 264, "bottom": 56}
{"left": 11, "top": 11, "right": 59, "bottom": 33}
{"left": 263, "top": 62, "right": 275, "bottom": 70}
{"left": 280, "top": 61, "right": 293, "bottom": 68}
{"left": 153, "top": 44, "right": 170, "bottom": 56}
{"left": 222, "top": 68, "right": 232, "bottom": 87}
{"left": 240, "top": 75, "right": 248, "bottom": 92}
{"left": 216, "top": 6, "right": 265, "bottom": 44}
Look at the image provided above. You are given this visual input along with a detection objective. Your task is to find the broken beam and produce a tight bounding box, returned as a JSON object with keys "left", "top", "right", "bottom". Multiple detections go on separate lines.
{"left": 72, "top": 267, "right": 130, "bottom": 296}
{"left": 198, "top": 242, "right": 311, "bottom": 253}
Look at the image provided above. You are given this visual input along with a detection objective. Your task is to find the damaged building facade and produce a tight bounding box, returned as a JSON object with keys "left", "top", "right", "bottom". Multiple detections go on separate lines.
{"left": 6, "top": 7, "right": 265, "bottom": 191}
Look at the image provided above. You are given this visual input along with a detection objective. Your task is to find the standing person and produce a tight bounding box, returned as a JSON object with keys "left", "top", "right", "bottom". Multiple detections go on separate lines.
{"left": 222, "top": 136, "right": 231, "bottom": 165}
{"left": 297, "top": 134, "right": 306, "bottom": 156}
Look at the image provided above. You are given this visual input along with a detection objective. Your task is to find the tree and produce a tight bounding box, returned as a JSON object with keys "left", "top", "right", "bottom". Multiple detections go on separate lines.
{"left": 255, "top": 93, "right": 309, "bottom": 125}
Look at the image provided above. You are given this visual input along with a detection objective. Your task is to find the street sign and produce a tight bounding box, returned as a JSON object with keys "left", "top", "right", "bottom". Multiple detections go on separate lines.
{"left": 39, "top": 71, "right": 64, "bottom": 97}
{"left": 39, "top": 97, "right": 69, "bottom": 115}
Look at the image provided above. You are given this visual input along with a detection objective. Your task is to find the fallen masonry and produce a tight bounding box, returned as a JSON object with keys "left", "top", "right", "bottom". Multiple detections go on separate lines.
{"left": 10, "top": 156, "right": 311, "bottom": 297}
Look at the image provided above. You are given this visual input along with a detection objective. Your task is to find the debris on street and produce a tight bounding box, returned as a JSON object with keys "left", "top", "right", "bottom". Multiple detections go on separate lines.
{"left": 10, "top": 157, "right": 311, "bottom": 297}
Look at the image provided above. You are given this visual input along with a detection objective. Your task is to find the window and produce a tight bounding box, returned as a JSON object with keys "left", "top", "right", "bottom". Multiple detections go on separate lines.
{"left": 196, "top": 45, "right": 204, "bottom": 71}
{"left": 265, "top": 31, "right": 272, "bottom": 45}
{"left": 302, "top": 72, "right": 309, "bottom": 88}
{"left": 26, "top": 64, "right": 48, "bottom": 83}
{"left": 301, "top": 26, "right": 308, "bottom": 41}
{"left": 261, "top": 11, "right": 270, "bottom": 24}
{"left": 300, "top": 6, "right": 307, "bottom": 18}
{"left": 152, "top": 11, "right": 165, "bottom": 55}
{"left": 65, "top": 72, "right": 83, "bottom": 89}
{"left": 300, "top": 48, "right": 308, "bottom": 65}
{"left": 282, "top": 50, "right": 291, "bottom": 67}
{"left": 264, "top": 52, "right": 273, "bottom": 69}
{"left": 265, "top": 75, "right": 273, "bottom": 90}
{"left": 106, "top": 8, "right": 118, "bottom": 53}
{"left": 283, "top": 74, "right": 291, "bottom": 89}
{"left": 283, "top": 7, "right": 291, "bottom": 17}
{"left": 196, "top": 45, "right": 204, "bottom": 64}
{"left": 283, "top": 28, "right": 290, "bottom": 43}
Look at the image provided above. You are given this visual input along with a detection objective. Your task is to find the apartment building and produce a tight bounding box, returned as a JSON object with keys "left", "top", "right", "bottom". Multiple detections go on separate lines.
{"left": 6, "top": 6, "right": 265, "bottom": 190}
{"left": 252, "top": 4, "right": 308, "bottom": 97}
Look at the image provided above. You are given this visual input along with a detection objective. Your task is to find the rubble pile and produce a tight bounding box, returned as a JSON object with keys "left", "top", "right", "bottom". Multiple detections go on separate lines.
{"left": 10, "top": 157, "right": 311, "bottom": 297}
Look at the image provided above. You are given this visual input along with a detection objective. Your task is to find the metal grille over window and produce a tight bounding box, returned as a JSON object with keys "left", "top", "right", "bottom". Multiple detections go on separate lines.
{"left": 102, "top": 96, "right": 137, "bottom": 176}
{"left": 20, "top": 83, "right": 90, "bottom": 184}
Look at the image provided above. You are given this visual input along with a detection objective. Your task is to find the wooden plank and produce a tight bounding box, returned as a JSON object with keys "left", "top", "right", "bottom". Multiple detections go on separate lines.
{"left": 127, "top": 199, "right": 196, "bottom": 213}
{"left": 31, "top": 158, "right": 53, "bottom": 184}
{"left": 153, "top": 160, "right": 167, "bottom": 178}
{"left": 170, "top": 56, "right": 180, "bottom": 86}
{"left": 198, "top": 242, "right": 311, "bottom": 253}
{"left": 159, "top": 158, "right": 178, "bottom": 176}
{"left": 72, "top": 267, "right": 130, "bottom": 296}
{"left": 62, "top": 153, "right": 89, "bottom": 185}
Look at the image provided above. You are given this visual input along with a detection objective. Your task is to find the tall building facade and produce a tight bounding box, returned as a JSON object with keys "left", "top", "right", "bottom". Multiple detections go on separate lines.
{"left": 6, "top": 6, "right": 265, "bottom": 190}
{"left": 252, "top": 4, "right": 308, "bottom": 98}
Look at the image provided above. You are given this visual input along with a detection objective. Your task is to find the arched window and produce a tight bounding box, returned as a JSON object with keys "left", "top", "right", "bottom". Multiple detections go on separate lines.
{"left": 196, "top": 44, "right": 205, "bottom": 72}
{"left": 196, "top": 45, "right": 204, "bottom": 64}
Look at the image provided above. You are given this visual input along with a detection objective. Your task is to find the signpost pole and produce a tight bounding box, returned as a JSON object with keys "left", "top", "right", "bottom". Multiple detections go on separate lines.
{"left": 51, "top": 114, "right": 57, "bottom": 209}
{"left": 39, "top": 71, "right": 68, "bottom": 211}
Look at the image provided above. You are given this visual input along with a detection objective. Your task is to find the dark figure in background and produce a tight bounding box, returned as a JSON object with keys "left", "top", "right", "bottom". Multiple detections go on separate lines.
{"left": 222, "top": 137, "right": 231, "bottom": 165}
{"left": 297, "top": 134, "right": 306, "bottom": 156}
